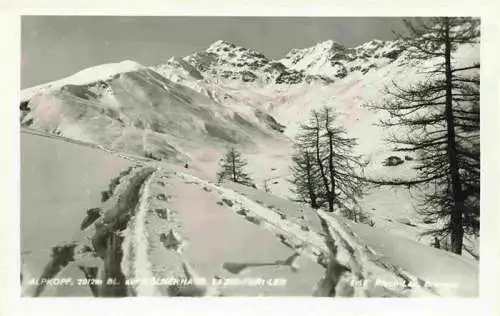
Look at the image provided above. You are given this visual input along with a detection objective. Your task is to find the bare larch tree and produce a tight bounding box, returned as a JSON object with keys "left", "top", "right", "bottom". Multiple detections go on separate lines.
{"left": 291, "top": 107, "right": 365, "bottom": 216}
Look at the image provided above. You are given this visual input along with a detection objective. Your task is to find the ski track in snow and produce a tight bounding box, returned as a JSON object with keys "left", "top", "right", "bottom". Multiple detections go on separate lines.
{"left": 178, "top": 172, "right": 328, "bottom": 256}
{"left": 174, "top": 170, "right": 473, "bottom": 297}
{"left": 37, "top": 149, "right": 471, "bottom": 298}
{"left": 317, "top": 210, "right": 437, "bottom": 297}
{"left": 122, "top": 169, "right": 159, "bottom": 296}
{"left": 167, "top": 171, "right": 325, "bottom": 296}
{"left": 21, "top": 145, "right": 479, "bottom": 297}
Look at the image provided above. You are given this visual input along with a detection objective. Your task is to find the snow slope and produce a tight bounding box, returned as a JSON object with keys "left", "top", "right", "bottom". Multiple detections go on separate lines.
{"left": 20, "top": 132, "right": 478, "bottom": 297}
{"left": 220, "top": 180, "right": 478, "bottom": 297}
{"left": 21, "top": 64, "right": 288, "bottom": 166}
{"left": 20, "top": 129, "right": 134, "bottom": 296}
{"left": 21, "top": 60, "right": 145, "bottom": 102}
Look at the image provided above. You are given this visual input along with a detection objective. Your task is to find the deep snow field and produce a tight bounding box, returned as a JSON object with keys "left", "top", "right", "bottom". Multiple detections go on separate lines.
{"left": 20, "top": 130, "right": 478, "bottom": 297}
{"left": 21, "top": 130, "right": 133, "bottom": 296}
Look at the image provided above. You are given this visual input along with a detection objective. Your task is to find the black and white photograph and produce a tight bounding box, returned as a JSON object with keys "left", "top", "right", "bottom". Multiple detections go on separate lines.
{"left": 18, "top": 16, "right": 481, "bottom": 298}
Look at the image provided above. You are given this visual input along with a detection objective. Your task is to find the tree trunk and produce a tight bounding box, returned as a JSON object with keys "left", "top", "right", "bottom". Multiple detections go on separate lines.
{"left": 327, "top": 131, "right": 336, "bottom": 213}
{"left": 305, "top": 152, "right": 319, "bottom": 209}
{"left": 231, "top": 153, "right": 237, "bottom": 182}
{"left": 313, "top": 113, "right": 331, "bottom": 208}
{"left": 444, "top": 18, "right": 464, "bottom": 255}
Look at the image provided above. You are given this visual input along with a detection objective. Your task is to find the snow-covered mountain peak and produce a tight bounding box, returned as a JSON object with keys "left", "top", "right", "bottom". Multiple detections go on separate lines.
{"left": 280, "top": 37, "right": 405, "bottom": 78}
{"left": 284, "top": 39, "right": 346, "bottom": 59}
{"left": 356, "top": 39, "right": 385, "bottom": 50}
{"left": 61, "top": 60, "right": 145, "bottom": 85}
{"left": 353, "top": 39, "right": 404, "bottom": 58}
{"left": 308, "top": 39, "right": 346, "bottom": 53}
{"left": 204, "top": 39, "right": 270, "bottom": 68}
{"left": 153, "top": 56, "right": 204, "bottom": 80}
{"left": 176, "top": 39, "right": 340, "bottom": 86}
{"left": 206, "top": 40, "right": 264, "bottom": 57}
{"left": 315, "top": 39, "right": 335, "bottom": 49}
{"left": 22, "top": 60, "right": 146, "bottom": 101}
{"left": 206, "top": 39, "right": 238, "bottom": 52}
{"left": 182, "top": 39, "right": 310, "bottom": 86}
{"left": 187, "top": 36, "right": 407, "bottom": 84}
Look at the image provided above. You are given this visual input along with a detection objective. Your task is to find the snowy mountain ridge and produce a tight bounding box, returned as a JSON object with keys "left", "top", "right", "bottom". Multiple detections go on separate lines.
{"left": 19, "top": 32, "right": 480, "bottom": 192}
{"left": 21, "top": 60, "right": 145, "bottom": 102}
{"left": 280, "top": 38, "right": 405, "bottom": 78}
{"left": 174, "top": 37, "right": 406, "bottom": 86}
{"left": 19, "top": 32, "right": 479, "bottom": 180}
{"left": 20, "top": 64, "right": 290, "bottom": 165}
{"left": 21, "top": 36, "right": 407, "bottom": 101}
{"left": 22, "top": 37, "right": 402, "bottom": 167}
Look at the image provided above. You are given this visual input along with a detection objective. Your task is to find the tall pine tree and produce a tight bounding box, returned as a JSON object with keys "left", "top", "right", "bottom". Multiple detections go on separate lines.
{"left": 216, "top": 147, "right": 255, "bottom": 187}
{"left": 367, "top": 17, "right": 480, "bottom": 254}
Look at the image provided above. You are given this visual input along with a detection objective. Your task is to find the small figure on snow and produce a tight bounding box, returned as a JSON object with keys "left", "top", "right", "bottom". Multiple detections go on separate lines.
{"left": 432, "top": 237, "right": 441, "bottom": 249}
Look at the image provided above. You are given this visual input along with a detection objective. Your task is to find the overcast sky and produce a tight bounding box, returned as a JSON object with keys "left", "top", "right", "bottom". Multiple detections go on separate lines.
{"left": 21, "top": 16, "right": 411, "bottom": 88}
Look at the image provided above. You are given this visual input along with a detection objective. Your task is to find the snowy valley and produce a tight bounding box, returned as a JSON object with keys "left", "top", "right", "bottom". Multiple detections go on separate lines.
{"left": 20, "top": 21, "right": 480, "bottom": 298}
